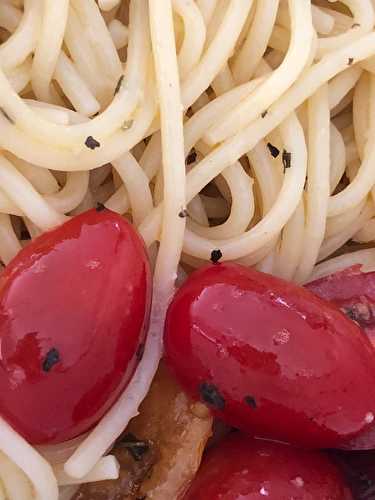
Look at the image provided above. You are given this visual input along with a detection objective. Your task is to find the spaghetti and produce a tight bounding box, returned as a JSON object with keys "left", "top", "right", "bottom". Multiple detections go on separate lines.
{"left": 0, "top": 0, "right": 375, "bottom": 498}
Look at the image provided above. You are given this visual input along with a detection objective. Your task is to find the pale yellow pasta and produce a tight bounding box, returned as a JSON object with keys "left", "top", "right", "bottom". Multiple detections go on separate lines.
{"left": 113, "top": 152, "right": 153, "bottom": 225}
{"left": 232, "top": 0, "right": 279, "bottom": 83}
{"left": 31, "top": 0, "right": 69, "bottom": 103}
{"left": 205, "top": 0, "right": 314, "bottom": 145}
{"left": 44, "top": 171, "right": 89, "bottom": 214}
{"left": 295, "top": 84, "right": 330, "bottom": 283}
{"left": 173, "top": 0, "right": 206, "bottom": 79}
{"left": 0, "top": 2, "right": 22, "bottom": 32}
{"left": 273, "top": 200, "right": 305, "bottom": 281}
{"left": 1, "top": 2, "right": 375, "bottom": 498}
{"left": 54, "top": 52, "right": 100, "bottom": 116}
{"left": 0, "top": 0, "right": 39, "bottom": 70}
{"left": 0, "top": 213, "right": 22, "bottom": 264}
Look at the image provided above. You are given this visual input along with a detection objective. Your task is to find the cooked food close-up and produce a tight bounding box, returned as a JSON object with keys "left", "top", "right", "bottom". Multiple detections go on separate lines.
{"left": 3, "top": 0, "right": 375, "bottom": 499}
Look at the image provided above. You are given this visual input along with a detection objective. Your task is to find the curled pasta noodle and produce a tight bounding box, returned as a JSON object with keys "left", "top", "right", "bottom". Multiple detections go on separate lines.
{"left": 113, "top": 152, "right": 153, "bottom": 225}
{"left": 328, "top": 65, "right": 362, "bottom": 110}
{"left": 0, "top": 2, "right": 149, "bottom": 149}
{"left": 188, "top": 162, "right": 254, "bottom": 239}
{"left": 188, "top": 194, "right": 210, "bottom": 227}
{"left": 31, "top": 0, "right": 69, "bottom": 103}
{"left": 0, "top": 155, "right": 67, "bottom": 230}
{"left": 0, "top": 0, "right": 40, "bottom": 70}
{"left": 181, "top": 0, "right": 253, "bottom": 108}
{"left": 232, "top": 0, "right": 279, "bottom": 84}
{"left": 0, "top": 2, "right": 22, "bottom": 32}
{"left": 54, "top": 456, "right": 119, "bottom": 486}
{"left": 204, "top": 0, "right": 314, "bottom": 145}
{"left": 247, "top": 140, "right": 281, "bottom": 216}
{"left": 108, "top": 19, "right": 128, "bottom": 49}
{"left": 180, "top": 113, "right": 307, "bottom": 261}
{"left": 316, "top": 0, "right": 375, "bottom": 58}
{"left": 44, "top": 171, "right": 89, "bottom": 214}
{"left": 0, "top": 213, "right": 22, "bottom": 264}
{"left": 9, "top": 154, "right": 59, "bottom": 195}
{"left": 5, "top": 56, "right": 32, "bottom": 93}
{"left": 104, "top": 184, "right": 130, "bottom": 214}
{"left": 0, "top": 452, "right": 34, "bottom": 500}
{"left": 0, "top": 190, "right": 22, "bottom": 216}
{"left": 0, "top": 417, "right": 58, "bottom": 500}
{"left": 173, "top": 0, "right": 206, "bottom": 79}
{"left": 273, "top": 200, "right": 305, "bottom": 281}
{"left": 326, "top": 199, "right": 366, "bottom": 239}
{"left": 54, "top": 52, "right": 100, "bottom": 117}
{"left": 353, "top": 71, "right": 369, "bottom": 159}
{"left": 320, "top": 201, "right": 375, "bottom": 261}
{"left": 1, "top": 2, "right": 375, "bottom": 498}
{"left": 196, "top": 0, "right": 217, "bottom": 25}
{"left": 71, "top": 0, "right": 122, "bottom": 84}
{"left": 139, "top": 30, "right": 375, "bottom": 250}
{"left": 295, "top": 84, "right": 330, "bottom": 284}
{"left": 329, "top": 123, "right": 346, "bottom": 193}
{"left": 328, "top": 116, "right": 375, "bottom": 216}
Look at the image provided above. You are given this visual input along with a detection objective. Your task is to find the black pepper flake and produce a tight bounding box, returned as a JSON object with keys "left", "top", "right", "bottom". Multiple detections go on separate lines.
{"left": 210, "top": 249, "right": 222, "bottom": 263}
{"left": 42, "top": 348, "right": 60, "bottom": 372}
{"left": 267, "top": 142, "right": 280, "bottom": 158}
{"left": 348, "top": 57, "right": 354, "bottom": 66}
{"left": 199, "top": 382, "right": 225, "bottom": 410}
{"left": 0, "top": 107, "right": 14, "bottom": 124}
{"left": 96, "top": 202, "right": 105, "bottom": 212}
{"left": 244, "top": 395, "right": 257, "bottom": 409}
{"left": 261, "top": 110, "right": 268, "bottom": 118}
{"left": 282, "top": 149, "right": 291, "bottom": 173}
{"left": 114, "top": 75, "right": 124, "bottom": 95}
{"left": 85, "top": 136, "right": 101, "bottom": 150}
{"left": 136, "top": 343, "right": 145, "bottom": 361}
{"left": 118, "top": 433, "right": 150, "bottom": 461}
{"left": 186, "top": 149, "right": 197, "bottom": 165}
{"left": 352, "top": 23, "right": 360, "bottom": 28}
{"left": 178, "top": 208, "right": 189, "bottom": 218}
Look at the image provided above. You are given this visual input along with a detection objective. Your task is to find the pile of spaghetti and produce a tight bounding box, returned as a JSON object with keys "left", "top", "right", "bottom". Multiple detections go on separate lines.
{"left": 1, "top": 0, "right": 375, "bottom": 498}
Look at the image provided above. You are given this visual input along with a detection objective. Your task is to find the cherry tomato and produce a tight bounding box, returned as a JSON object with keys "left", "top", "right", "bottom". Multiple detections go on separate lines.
{"left": 184, "top": 434, "right": 353, "bottom": 500}
{"left": 164, "top": 263, "right": 375, "bottom": 448}
{"left": 306, "top": 266, "right": 375, "bottom": 346}
{"left": 306, "top": 266, "right": 375, "bottom": 450}
{"left": 0, "top": 208, "right": 151, "bottom": 444}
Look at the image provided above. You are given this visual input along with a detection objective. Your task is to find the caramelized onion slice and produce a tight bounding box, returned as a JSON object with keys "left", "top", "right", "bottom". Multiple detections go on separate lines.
{"left": 75, "top": 363, "right": 213, "bottom": 500}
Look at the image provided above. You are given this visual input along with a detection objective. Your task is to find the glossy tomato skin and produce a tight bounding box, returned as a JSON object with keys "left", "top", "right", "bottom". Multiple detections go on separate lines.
{"left": 183, "top": 434, "right": 353, "bottom": 500}
{"left": 306, "top": 266, "right": 375, "bottom": 346}
{"left": 164, "top": 263, "right": 375, "bottom": 449}
{"left": 306, "top": 266, "right": 375, "bottom": 450}
{"left": 0, "top": 208, "right": 151, "bottom": 444}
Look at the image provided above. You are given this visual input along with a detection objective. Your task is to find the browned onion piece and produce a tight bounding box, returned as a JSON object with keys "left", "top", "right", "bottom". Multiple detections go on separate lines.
{"left": 75, "top": 363, "right": 213, "bottom": 500}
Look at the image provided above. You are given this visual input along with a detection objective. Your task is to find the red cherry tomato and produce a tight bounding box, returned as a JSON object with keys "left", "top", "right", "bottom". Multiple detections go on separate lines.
{"left": 306, "top": 266, "right": 375, "bottom": 346}
{"left": 164, "top": 263, "right": 375, "bottom": 448}
{"left": 184, "top": 434, "right": 353, "bottom": 500}
{"left": 0, "top": 208, "right": 151, "bottom": 444}
{"left": 306, "top": 266, "right": 375, "bottom": 450}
